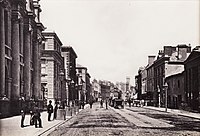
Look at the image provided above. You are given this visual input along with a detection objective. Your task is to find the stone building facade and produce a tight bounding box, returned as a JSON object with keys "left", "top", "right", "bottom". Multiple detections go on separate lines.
{"left": 153, "top": 45, "right": 191, "bottom": 107}
{"left": 0, "top": 0, "right": 44, "bottom": 117}
{"left": 184, "top": 48, "right": 200, "bottom": 111}
{"left": 76, "top": 65, "right": 88, "bottom": 104}
{"left": 91, "top": 79, "right": 101, "bottom": 102}
{"left": 146, "top": 56, "right": 156, "bottom": 105}
{"left": 165, "top": 72, "right": 185, "bottom": 109}
{"left": 62, "top": 46, "right": 77, "bottom": 106}
{"left": 41, "top": 31, "right": 66, "bottom": 107}
{"left": 99, "top": 80, "right": 112, "bottom": 101}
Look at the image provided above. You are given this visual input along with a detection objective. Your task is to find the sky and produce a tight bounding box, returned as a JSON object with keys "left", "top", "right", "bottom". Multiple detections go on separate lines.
{"left": 40, "top": 0, "right": 199, "bottom": 85}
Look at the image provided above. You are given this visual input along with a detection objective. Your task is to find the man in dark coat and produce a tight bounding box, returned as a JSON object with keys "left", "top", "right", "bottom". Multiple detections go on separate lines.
{"left": 20, "top": 104, "right": 26, "bottom": 127}
{"left": 34, "top": 104, "right": 42, "bottom": 128}
{"left": 54, "top": 103, "right": 58, "bottom": 119}
{"left": 47, "top": 100, "right": 53, "bottom": 121}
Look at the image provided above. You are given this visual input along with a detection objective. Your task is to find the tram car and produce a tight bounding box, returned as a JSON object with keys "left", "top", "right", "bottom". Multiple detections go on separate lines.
{"left": 110, "top": 89, "right": 124, "bottom": 109}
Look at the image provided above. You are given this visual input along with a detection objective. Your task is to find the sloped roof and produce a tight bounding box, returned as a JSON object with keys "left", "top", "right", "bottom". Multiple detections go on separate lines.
{"left": 184, "top": 50, "right": 200, "bottom": 64}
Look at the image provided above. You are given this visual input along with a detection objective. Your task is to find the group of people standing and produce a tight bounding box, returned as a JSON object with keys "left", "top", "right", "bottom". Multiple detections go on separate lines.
{"left": 20, "top": 100, "right": 59, "bottom": 128}
{"left": 47, "top": 100, "right": 58, "bottom": 121}
{"left": 21, "top": 102, "right": 42, "bottom": 128}
{"left": 100, "top": 99, "right": 108, "bottom": 109}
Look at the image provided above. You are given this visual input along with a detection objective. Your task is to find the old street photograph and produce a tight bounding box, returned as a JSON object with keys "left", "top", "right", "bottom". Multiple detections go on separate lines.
{"left": 0, "top": 0, "right": 200, "bottom": 136}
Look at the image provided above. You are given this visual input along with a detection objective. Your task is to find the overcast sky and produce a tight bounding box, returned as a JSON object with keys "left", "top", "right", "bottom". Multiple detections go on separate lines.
{"left": 40, "top": 0, "right": 199, "bottom": 85}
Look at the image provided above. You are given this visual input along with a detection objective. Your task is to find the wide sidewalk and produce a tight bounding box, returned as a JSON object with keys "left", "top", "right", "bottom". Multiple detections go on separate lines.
{"left": 0, "top": 105, "right": 89, "bottom": 136}
{"left": 141, "top": 105, "right": 200, "bottom": 119}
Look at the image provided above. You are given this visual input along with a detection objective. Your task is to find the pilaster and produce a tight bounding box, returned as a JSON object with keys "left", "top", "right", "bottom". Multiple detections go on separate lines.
{"left": 11, "top": 11, "right": 21, "bottom": 100}
{"left": 0, "top": 6, "right": 5, "bottom": 98}
{"left": 32, "top": 28, "right": 41, "bottom": 100}
{"left": 23, "top": 14, "right": 32, "bottom": 100}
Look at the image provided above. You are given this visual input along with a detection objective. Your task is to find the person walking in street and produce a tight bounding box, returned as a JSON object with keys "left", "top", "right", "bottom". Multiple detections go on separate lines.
{"left": 100, "top": 99, "right": 103, "bottom": 108}
{"left": 34, "top": 103, "right": 42, "bottom": 128}
{"left": 81, "top": 101, "right": 85, "bottom": 109}
{"left": 47, "top": 100, "right": 53, "bottom": 121}
{"left": 106, "top": 99, "right": 108, "bottom": 109}
{"left": 89, "top": 99, "right": 93, "bottom": 109}
{"left": 54, "top": 102, "right": 58, "bottom": 119}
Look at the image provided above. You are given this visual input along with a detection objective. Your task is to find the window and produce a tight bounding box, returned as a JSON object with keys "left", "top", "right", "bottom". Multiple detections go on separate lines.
{"left": 41, "top": 42, "right": 45, "bottom": 50}
{"left": 78, "top": 69, "right": 82, "bottom": 74}
{"left": 177, "top": 80, "right": 180, "bottom": 88}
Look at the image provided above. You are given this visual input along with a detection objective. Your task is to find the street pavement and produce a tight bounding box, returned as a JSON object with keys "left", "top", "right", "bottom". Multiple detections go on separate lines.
{"left": 142, "top": 105, "right": 200, "bottom": 120}
{"left": 0, "top": 105, "right": 89, "bottom": 136}
{"left": 46, "top": 103, "right": 200, "bottom": 136}
{"left": 1, "top": 103, "right": 200, "bottom": 136}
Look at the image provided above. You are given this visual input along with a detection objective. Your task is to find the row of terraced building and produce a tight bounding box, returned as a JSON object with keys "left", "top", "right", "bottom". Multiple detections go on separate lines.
{"left": 135, "top": 44, "right": 200, "bottom": 112}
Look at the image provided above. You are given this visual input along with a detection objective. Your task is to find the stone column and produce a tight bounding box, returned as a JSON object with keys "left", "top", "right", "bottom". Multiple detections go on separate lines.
{"left": 37, "top": 34, "right": 42, "bottom": 100}
{"left": 32, "top": 29, "right": 40, "bottom": 100}
{"left": 11, "top": 13, "right": 20, "bottom": 100}
{"left": 0, "top": 6, "right": 5, "bottom": 97}
{"left": 7, "top": 10, "right": 12, "bottom": 99}
{"left": 23, "top": 17, "right": 31, "bottom": 100}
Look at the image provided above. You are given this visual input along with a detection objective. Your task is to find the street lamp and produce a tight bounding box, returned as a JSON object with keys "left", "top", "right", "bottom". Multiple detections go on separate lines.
{"left": 66, "top": 77, "right": 71, "bottom": 106}
{"left": 163, "top": 82, "right": 168, "bottom": 112}
{"left": 71, "top": 80, "right": 75, "bottom": 106}
{"left": 59, "top": 70, "right": 65, "bottom": 108}
{"left": 157, "top": 85, "right": 161, "bottom": 108}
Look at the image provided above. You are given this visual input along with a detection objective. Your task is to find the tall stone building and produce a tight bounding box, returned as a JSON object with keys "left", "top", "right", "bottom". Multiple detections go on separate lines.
{"left": 146, "top": 56, "right": 156, "bottom": 105}
{"left": 76, "top": 64, "right": 88, "bottom": 104}
{"left": 62, "top": 46, "right": 77, "bottom": 106}
{"left": 0, "top": 0, "right": 45, "bottom": 117}
{"left": 184, "top": 47, "right": 200, "bottom": 111}
{"left": 41, "top": 31, "right": 66, "bottom": 107}
{"left": 91, "top": 79, "right": 101, "bottom": 102}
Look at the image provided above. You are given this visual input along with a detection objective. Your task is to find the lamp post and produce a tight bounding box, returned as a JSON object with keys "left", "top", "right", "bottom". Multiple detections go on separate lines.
{"left": 157, "top": 85, "right": 161, "bottom": 108}
{"left": 59, "top": 70, "right": 65, "bottom": 108}
{"left": 163, "top": 82, "right": 168, "bottom": 112}
{"left": 71, "top": 79, "right": 75, "bottom": 107}
{"left": 79, "top": 79, "right": 83, "bottom": 109}
{"left": 66, "top": 77, "right": 71, "bottom": 106}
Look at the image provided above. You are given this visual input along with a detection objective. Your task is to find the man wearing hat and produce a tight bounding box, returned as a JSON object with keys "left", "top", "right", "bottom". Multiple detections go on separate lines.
{"left": 47, "top": 100, "right": 53, "bottom": 121}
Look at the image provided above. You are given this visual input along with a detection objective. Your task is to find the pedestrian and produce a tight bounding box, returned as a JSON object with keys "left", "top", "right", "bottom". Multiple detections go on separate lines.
{"left": 30, "top": 102, "right": 35, "bottom": 125}
{"left": 128, "top": 98, "right": 131, "bottom": 107}
{"left": 106, "top": 99, "right": 108, "bottom": 109}
{"left": 20, "top": 105, "right": 26, "bottom": 128}
{"left": 34, "top": 103, "right": 42, "bottom": 128}
{"left": 89, "top": 99, "right": 93, "bottom": 109}
{"left": 54, "top": 102, "right": 58, "bottom": 119}
{"left": 81, "top": 101, "right": 85, "bottom": 109}
{"left": 47, "top": 100, "right": 53, "bottom": 121}
{"left": 100, "top": 100, "right": 103, "bottom": 108}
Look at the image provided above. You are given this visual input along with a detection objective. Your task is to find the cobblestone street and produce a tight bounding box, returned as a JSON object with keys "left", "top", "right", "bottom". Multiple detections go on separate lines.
{"left": 47, "top": 103, "right": 200, "bottom": 136}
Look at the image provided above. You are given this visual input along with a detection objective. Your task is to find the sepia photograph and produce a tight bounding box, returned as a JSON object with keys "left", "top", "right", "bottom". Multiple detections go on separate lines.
{"left": 0, "top": 0, "right": 200, "bottom": 135}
